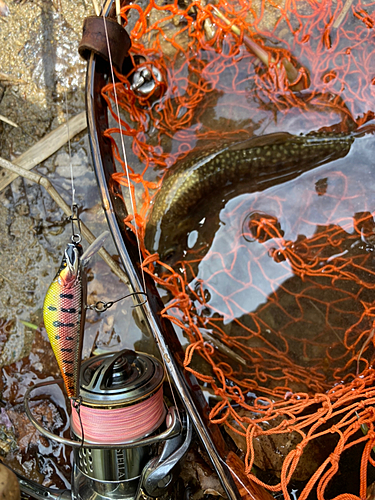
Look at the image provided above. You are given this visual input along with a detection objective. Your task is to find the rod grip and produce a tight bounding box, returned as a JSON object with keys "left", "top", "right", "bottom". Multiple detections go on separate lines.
{"left": 79, "top": 16, "right": 131, "bottom": 71}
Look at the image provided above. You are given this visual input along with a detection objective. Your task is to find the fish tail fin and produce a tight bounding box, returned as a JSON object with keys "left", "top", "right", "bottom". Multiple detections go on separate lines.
{"left": 353, "top": 123, "right": 375, "bottom": 138}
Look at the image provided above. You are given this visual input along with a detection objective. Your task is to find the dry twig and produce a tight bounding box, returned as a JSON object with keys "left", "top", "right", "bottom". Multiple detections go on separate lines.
{"left": 333, "top": 0, "right": 354, "bottom": 28}
{"left": 0, "top": 155, "right": 131, "bottom": 287}
{"left": 0, "top": 114, "right": 18, "bottom": 128}
{"left": 0, "top": 111, "right": 86, "bottom": 192}
{"left": 211, "top": 6, "right": 308, "bottom": 91}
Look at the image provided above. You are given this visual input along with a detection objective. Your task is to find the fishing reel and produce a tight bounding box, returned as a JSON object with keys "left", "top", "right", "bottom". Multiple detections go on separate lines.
{"left": 18, "top": 349, "right": 191, "bottom": 500}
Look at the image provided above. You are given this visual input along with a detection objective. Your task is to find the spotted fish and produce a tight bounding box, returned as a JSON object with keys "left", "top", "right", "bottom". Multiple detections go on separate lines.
{"left": 145, "top": 126, "right": 373, "bottom": 264}
{"left": 43, "top": 232, "right": 109, "bottom": 399}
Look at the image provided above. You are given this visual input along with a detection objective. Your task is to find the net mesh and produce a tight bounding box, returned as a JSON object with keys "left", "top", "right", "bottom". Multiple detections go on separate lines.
{"left": 102, "top": 0, "right": 375, "bottom": 498}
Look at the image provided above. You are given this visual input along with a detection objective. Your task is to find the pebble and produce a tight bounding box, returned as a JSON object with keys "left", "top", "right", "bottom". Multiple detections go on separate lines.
{"left": 0, "top": 463, "right": 20, "bottom": 500}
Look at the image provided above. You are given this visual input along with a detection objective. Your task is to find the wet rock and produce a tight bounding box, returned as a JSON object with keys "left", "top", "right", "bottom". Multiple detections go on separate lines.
{"left": 3, "top": 456, "right": 45, "bottom": 486}
{"left": 0, "top": 203, "right": 46, "bottom": 325}
{"left": 0, "top": 463, "right": 20, "bottom": 500}
{"left": 179, "top": 443, "right": 226, "bottom": 499}
{"left": 367, "top": 480, "right": 375, "bottom": 500}
{"left": 0, "top": 408, "right": 18, "bottom": 455}
{"left": 0, "top": 318, "right": 34, "bottom": 369}
{"left": 225, "top": 409, "right": 337, "bottom": 482}
{"left": 54, "top": 148, "right": 89, "bottom": 178}
{"left": 0, "top": 327, "right": 61, "bottom": 408}
{"left": 144, "top": 0, "right": 190, "bottom": 59}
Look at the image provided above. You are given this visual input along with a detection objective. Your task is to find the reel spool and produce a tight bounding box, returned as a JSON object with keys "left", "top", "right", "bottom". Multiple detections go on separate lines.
{"left": 70, "top": 349, "right": 165, "bottom": 444}
{"left": 24, "top": 349, "right": 192, "bottom": 500}
{"left": 71, "top": 349, "right": 165, "bottom": 499}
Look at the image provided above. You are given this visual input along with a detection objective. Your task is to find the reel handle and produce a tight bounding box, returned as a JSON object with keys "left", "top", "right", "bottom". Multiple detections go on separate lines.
{"left": 136, "top": 412, "right": 192, "bottom": 499}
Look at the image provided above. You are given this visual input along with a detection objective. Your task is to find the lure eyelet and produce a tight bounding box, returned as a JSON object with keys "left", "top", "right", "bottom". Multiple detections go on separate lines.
{"left": 72, "top": 234, "right": 82, "bottom": 244}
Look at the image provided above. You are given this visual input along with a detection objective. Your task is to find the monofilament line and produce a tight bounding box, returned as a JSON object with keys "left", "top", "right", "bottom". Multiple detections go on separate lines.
{"left": 100, "top": 4, "right": 181, "bottom": 427}
{"left": 102, "top": 11, "right": 147, "bottom": 296}
{"left": 64, "top": 91, "right": 76, "bottom": 208}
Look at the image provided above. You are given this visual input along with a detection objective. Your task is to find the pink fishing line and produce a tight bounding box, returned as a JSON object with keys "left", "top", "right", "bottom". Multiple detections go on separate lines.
{"left": 71, "top": 387, "right": 165, "bottom": 444}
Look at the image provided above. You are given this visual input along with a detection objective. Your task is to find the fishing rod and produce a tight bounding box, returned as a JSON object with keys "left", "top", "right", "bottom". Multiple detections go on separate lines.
{"left": 83, "top": 0, "right": 244, "bottom": 499}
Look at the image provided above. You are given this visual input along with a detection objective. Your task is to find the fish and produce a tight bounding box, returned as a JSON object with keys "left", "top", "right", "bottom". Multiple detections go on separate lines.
{"left": 43, "top": 231, "right": 109, "bottom": 399}
{"left": 145, "top": 127, "right": 372, "bottom": 266}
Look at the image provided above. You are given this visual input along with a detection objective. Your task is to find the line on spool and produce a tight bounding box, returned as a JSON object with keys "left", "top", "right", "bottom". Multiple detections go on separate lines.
{"left": 71, "top": 387, "right": 166, "bottom": 444}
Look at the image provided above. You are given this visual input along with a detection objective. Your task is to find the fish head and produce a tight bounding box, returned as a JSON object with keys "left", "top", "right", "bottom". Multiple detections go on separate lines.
{"left": 58, "top": 243, "right": 82, "bottom": 287}
{"left": 146, "top": 215, "right": 216, "bottom": 272}
{"left": 145, "top": 218, "right": 186, "bottom": 271}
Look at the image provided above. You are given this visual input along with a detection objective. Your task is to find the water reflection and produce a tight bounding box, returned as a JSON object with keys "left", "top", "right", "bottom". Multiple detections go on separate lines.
{"left": 161, "top": 132, "right": 375, "bottom": 394}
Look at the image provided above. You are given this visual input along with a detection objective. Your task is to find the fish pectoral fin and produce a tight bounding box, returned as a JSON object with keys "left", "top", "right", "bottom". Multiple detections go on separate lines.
{"left": 228, "top": 132, "right": 295, "bottom": 151}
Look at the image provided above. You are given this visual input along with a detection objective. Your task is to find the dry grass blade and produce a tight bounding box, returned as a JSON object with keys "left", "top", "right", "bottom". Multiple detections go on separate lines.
{"left": 92, "top": 0, "right": 100, "bottom": 16}
{"left": 0, "top": 155, "right": 131, "bottom": 287}
{"left": 115, "top": 0, "right": 121, "bottom": 24}
{"left": 211, "top": 6, "right": 307, "bottom": 91}
{"left": 0, "top": 72, "right": 26, "bottom": 84}
{"left": 201, "top": 331, "right": 247, "bottom": 366}
{"left": 212, "top": 6, "right": 270, "bottom": 65}
{"left": 356, "top": 328, "right": 375, "bottom": 376}
{"left": 0, "top": 114, "right": 18, "bottom": 128}
{"left": 333, "top": 0, "right": 354, "bottom": 28}
{"left": 0, "top": 111, "right": 87, "bottom": 192}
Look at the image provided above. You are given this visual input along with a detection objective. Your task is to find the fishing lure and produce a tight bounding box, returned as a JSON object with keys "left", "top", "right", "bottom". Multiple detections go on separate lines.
{"left": 43, "top": 230, "right": 109, "bottom": 399}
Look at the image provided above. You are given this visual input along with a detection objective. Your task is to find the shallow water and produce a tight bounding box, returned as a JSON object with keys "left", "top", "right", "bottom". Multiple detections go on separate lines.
{"left": 173, "top": 132, "right": 375, "bottom": 390}
{"left": 103, "top": 0, "right": 375, "bottom": 495}
{"left": 110, "top": 1, "right": 375, "bottom": 395}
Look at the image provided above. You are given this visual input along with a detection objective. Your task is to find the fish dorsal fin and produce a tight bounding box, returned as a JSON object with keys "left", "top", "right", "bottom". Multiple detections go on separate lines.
{"left": 228, "top": 132, "right": 295, "bottom": 151}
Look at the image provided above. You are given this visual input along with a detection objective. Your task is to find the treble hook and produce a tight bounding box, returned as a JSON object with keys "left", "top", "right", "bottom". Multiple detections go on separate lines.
{"left": 69, "top": 204, "right": 82, "bottom": 244}
{"left": 86, "top": 292, "right": 148, "bottom": 313}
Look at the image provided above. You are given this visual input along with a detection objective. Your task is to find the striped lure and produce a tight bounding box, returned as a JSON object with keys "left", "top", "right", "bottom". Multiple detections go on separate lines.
{"left": 43, "top": 232, "right": 109, "bottom": 399}
{"left": 43, "top": 242, "right": 85, "bottom": 399}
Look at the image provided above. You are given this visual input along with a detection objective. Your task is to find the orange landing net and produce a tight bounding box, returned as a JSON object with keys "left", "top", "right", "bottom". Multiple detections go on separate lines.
{"left": 102, "top": 0, "right": 375, "bottom": 498}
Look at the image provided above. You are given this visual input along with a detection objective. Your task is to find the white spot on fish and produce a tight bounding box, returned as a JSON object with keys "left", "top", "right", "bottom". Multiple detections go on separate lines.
{"left": 187, "top": 230, "right": 199, "bottom": 249}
